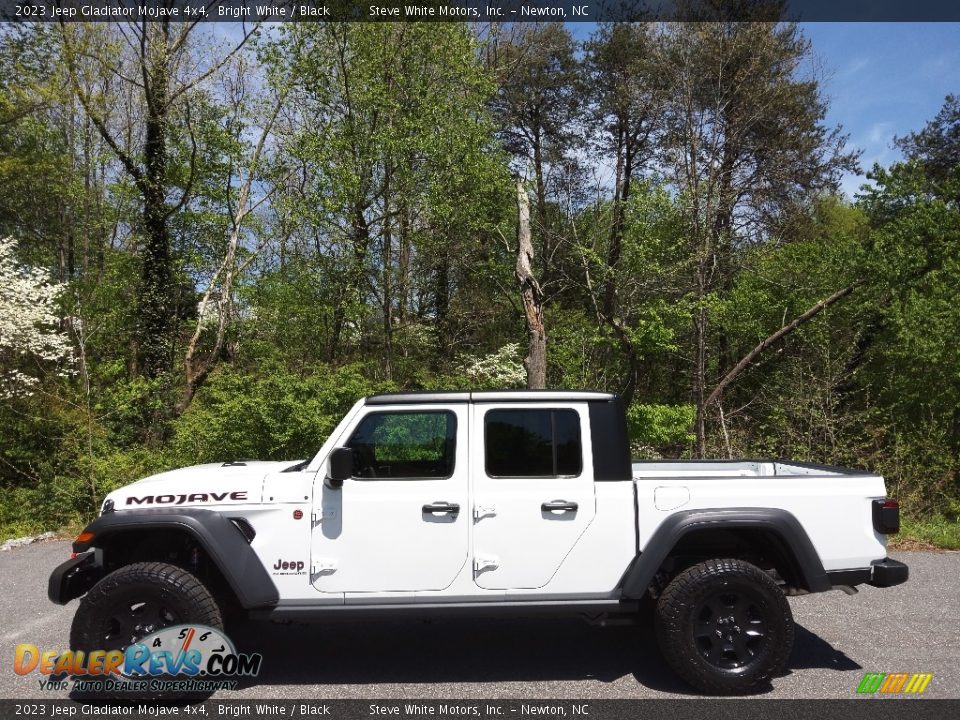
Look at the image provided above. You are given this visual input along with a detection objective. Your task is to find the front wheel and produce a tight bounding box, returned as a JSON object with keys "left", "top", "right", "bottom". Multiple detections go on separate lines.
{"left": 70, "top": 562, "right": 223, "bottom": 697}
{"left": 655, "top": 558, "right": 794, "bottom": 695}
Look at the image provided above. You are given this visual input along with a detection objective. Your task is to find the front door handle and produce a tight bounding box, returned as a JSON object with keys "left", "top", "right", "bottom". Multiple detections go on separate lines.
{"left": 542, "top": 500, "right": 578, "bottom": 512}
{"left": 423, "top": 502, "right": 460, "bottom": 515}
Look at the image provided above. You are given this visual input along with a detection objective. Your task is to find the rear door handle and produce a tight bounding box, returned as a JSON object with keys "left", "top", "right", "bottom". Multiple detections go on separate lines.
{"left": 423, "top": 502, "right": 460, "bottom": 515}
{"left": 541, "top": 500, "right": 578, "bottom": 512}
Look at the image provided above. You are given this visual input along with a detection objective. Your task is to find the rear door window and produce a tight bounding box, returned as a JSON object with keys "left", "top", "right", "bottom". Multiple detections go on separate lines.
{"left": 484, "top": 409, "right": 582, "bottom": 478}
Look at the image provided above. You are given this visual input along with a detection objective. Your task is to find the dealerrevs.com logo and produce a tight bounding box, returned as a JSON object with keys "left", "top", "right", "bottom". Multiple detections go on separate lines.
{"left": 856, "top": 672, "right": 934, "bottom": 695}
{"left": 14, "top": 625, "right": 261, "bottom": 694}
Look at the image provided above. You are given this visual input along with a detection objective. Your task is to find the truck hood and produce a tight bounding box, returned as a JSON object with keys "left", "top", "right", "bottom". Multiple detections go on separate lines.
{"left": 104, "top": 460, "right": 300, "bottom": 511}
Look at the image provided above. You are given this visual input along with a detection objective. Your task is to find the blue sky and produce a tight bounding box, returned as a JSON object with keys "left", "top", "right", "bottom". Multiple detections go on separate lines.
{"left": 801, "top": 23, "right": 960, "bottom": 197}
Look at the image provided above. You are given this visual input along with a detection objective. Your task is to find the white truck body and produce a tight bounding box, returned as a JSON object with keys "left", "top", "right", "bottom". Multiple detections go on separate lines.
{"left": 96, "top": 393, "right": 891, "bottom": 604}
{"left": 54, "top": 391, "right": 908, "bottom": 694}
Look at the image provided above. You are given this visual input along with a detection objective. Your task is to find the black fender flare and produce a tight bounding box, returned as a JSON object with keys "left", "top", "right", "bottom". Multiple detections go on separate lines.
{"left": 620, "top": 507, "right": 831, "bottom": 598}
{"left": 71, "top": 508, "right": 279, "bottom": 609}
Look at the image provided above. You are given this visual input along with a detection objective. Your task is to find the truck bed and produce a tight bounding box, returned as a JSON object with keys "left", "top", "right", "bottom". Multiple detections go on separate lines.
{"left": 632, "top": 459, "right": 859, "bottom": 479}
{"left": 630, "top": 459, "right": 886, "bottom": 572}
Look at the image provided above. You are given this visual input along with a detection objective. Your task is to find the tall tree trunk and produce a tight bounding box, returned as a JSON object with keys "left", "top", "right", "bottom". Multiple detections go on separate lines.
{"left": 712, "top": 137, "right": 737, "bottom": 379}
{"left": 603, "top": 122, "right": 627, "bottom": 320}
{"left": 381, "top": 171, "right": 393, "bottom": 381}
{"left": 328, "top": 302, "right": 345, "bottom": 363}
{"left": 693, "top": 261, "right": 709, "bottom": 458}
{"left": 139, "top": 180, "right": 173, "bottom": 379}
{"left": 531, "top": 124, "right": 551, "bottom": 283}
{"left": 609, "top": 318, "right": 641, "bottom": 408}
{"left": 397, "top": 201, "right": 411, "bottom": 326}
{"left": 602, "top": 120, "right": 642, "bottom": 403}
{"left": 515, "top": 178, "right": 546, "bottom": 389}
{"left": 60, "top": 20, "right": 258, "bottom": 380}
{"left": 138, "top": 31, "right": 174, "bottom": 379}
{"left": 434, "top": 247, "right": 451, "bottom": 362}
{"left": 329, "top": 203, "right": 371, "bottom": 362}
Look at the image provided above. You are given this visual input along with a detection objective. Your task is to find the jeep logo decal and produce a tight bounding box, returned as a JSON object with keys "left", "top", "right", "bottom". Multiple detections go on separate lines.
{"left": 273, "top": 559, "right": 305, "bottom": 574}
{"left": 125, "top": 491, "right": 248, "bottom": 506}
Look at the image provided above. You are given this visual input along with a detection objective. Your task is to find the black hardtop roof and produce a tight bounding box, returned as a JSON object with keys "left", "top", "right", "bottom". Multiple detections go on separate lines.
{"left": 365, "top": 390, "right": 618, "bottom": 405}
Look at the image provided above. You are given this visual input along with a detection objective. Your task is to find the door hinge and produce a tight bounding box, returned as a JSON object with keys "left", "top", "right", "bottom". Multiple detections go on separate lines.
{"left": 473, "top": 555, "right": 499, "bottom": 573}
{"left": 473, "top": 505, "right": 496, "bottom": 521}
{"left": 312, "top": 559, "right": 337, "bottom": 574}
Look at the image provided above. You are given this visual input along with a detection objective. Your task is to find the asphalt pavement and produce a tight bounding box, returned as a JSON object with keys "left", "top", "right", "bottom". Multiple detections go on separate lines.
{"left": 2, "top": 540, "right": 957, "bottom": 699}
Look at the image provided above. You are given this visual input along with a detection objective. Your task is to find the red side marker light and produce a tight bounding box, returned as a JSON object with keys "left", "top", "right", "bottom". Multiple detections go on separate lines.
{"left": 293, "top": 510, "right": 303, "bottom": 520}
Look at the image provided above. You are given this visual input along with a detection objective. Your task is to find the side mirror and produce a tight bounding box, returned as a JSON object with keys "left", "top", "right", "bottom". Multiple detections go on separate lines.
{"left": 326, "top": 447, "right": 353, "bottom": 488}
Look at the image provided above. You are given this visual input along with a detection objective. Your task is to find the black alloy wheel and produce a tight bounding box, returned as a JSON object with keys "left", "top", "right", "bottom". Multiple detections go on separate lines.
{"left": 692, "top": 585, "right": 769, "bottom": 669}
{"left": 100, "top": 597, "right": 181, "bottom": 649}
{"left": 69, "top": 561, "right": 223, "bottom": 698}
{"left": 655, "top": 558, "right": 794, "bottom": 695}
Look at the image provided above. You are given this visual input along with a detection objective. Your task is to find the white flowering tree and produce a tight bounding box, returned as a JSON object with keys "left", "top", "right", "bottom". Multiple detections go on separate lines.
{"left": 0, "top": 237, "right": 73, "bottom": 399}
{"left": 457, "top": 343, "right": 527, "bottom": 390}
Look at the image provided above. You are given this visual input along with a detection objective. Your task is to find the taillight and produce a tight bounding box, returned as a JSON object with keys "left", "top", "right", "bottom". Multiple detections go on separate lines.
{"left": 872, "top": 498, "right": 900, "bottom": 534}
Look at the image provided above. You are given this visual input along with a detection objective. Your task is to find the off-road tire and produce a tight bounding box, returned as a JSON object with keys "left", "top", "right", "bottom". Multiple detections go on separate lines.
{"left": 655, "top": 558, "right": 794, "bottom": 695}
{"left": 70, "top": 562, "right": 222, "bottom": 697}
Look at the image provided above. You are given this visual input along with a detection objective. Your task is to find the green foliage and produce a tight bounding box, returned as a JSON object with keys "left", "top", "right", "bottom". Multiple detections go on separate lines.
{"left": 718, "top": 198, "right": 867, "bottom": 346}
{"left": 170, "top": 364, "right": 390, "bottom": 464}
{"left": 895, "top": 93, "right": 960, "bottom": 184}
{"left": 859, "top": 164, "right": 960, "bottom": 421}
{"left": 899, "top": 516, "right": 960, "bottom": 550}
{"left": 262, "top": 22, "right": 512, "bottom": 377}
{"left": 0, "top": 387, "right": 171, "bottom": 540}
{"left": 546, "top": 310, "right": 612, "bottom": 391}
{"left": 93, "top": 369, "right": 174, "bottom": 446}
{"left": 627, "top": 404, "right": 696, "bottom": 457}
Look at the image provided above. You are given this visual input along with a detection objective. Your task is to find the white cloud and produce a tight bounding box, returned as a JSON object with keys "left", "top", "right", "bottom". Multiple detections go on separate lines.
{"left": 866, "top": 121, "right": 894, "bottom": 147}
{"left": 841, "top": 57, "right": 870, "bottom": 78}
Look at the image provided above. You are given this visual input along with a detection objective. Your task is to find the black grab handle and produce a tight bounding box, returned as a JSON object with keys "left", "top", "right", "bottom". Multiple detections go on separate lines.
{"left": 422, "top": 502, "right": 460, "bottom": 515}
{"left": 541, "top": 501, "right": 578, "bottom": 512}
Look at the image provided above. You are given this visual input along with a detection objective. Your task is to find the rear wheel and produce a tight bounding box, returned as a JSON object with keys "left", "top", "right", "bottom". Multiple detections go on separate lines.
{"left": 655, "top": 558, "right": 793, "bottom": 695}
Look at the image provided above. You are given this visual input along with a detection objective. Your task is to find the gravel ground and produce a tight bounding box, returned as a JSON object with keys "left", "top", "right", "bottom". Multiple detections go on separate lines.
{"left": 2, "top": 540, "right": 957, "bottom": 700}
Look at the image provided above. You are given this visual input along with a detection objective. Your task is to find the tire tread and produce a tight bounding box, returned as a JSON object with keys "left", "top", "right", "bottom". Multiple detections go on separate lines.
{"left": 655, "top": 558, "right": 794, "bottom": 695}
{"left": 70, "top": 561, "right": 222, "bottom": 651}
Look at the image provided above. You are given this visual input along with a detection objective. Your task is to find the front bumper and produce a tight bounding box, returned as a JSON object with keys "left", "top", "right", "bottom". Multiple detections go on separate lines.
{"left": 869, "top": 557, "right": 909, "bottom": 588}
{"left": 47, "top": 551, "right": 104, "bottom": 605}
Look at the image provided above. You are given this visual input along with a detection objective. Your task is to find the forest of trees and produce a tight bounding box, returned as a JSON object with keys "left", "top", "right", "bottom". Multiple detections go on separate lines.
{"left": 1, "top": 19, "right": 958, "bottom": 544}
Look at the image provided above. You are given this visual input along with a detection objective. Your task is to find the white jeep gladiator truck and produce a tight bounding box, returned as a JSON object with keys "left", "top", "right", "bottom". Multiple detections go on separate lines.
{"left": 49, "top": 391, "right": 907, "bottom": 694}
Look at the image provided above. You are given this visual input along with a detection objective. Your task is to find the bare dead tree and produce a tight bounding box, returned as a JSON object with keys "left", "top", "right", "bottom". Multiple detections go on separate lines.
{"left": 515, "top": 178, "right": 546, "bottom": 389}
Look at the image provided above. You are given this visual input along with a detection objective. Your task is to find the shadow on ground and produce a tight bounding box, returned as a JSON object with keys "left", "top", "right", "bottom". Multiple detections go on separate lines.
{"left": 788, "top": 625, "right": 861, "bottom": 672}
{"left": 226, "top": 615, "right": 861, "bottom": 695}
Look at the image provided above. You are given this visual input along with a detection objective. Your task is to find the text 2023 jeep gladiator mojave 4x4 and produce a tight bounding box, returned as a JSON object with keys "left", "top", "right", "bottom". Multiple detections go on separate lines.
{"left": 49, "top": 391, "right": 908, "bottom": 694}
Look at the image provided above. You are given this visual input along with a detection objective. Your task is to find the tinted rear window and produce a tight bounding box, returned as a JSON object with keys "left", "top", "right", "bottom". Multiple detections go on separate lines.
{"left": 484, "top": 409, "right": 582, "bottom": 478}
